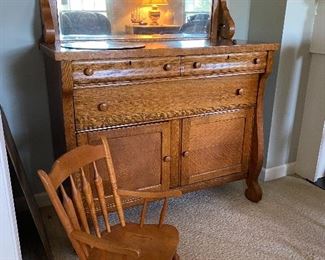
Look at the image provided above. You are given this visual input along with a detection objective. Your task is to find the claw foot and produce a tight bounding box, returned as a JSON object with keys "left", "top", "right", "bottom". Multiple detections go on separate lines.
{"left": 245, "top": 181, "right": 262, "bottom": 203}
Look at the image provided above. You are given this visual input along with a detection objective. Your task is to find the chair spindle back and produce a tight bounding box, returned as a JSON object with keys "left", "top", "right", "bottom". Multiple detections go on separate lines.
{"left": 38, "top": 139, "right": 181, "bottom": 259}
{"left": 38, "top": 142, "right": 126, "bottom": 259}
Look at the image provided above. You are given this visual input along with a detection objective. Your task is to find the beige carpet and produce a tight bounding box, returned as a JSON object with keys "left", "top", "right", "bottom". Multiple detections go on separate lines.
{"left": 42, "top": 176, "right": 325, "bottom": 260}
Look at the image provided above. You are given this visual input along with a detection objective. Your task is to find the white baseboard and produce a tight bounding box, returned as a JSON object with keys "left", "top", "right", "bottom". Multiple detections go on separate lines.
{"left": 261, "top": 162, "right": 296, "bottom": 182}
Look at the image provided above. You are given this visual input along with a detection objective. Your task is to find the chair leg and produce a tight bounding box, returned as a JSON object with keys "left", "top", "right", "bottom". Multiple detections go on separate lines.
{"left": 172, "top": 252, "right": 180, "bottom": 260}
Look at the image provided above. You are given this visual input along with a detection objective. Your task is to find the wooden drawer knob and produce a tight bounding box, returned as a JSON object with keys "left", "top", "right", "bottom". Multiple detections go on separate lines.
{"left": 163, "top": 156, "right": 172, "bottom": 162}
{"left": 236, "top": 89, "right": 244, "bottom": 96}
{"left": 84, "top": 68, "right": 94, "bottom": 76}
{"left": 253, "top": 58, "right": 261, "bottom": 64}
{"left": 98, "top": 103, "right": 109, "bottom": 112}
{"left": 193, "top": 62, "right": 202, "bottom": 69}
{"left": 163, "top": 64, "right": 172, "bottom": 71}
{"left": 182, "top": 151, "right": 190, "bottom": 158}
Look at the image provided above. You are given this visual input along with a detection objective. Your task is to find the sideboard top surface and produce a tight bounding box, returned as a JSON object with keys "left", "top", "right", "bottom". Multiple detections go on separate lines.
{"left": 40, "top": 40, "right": 279, "bottom": 61}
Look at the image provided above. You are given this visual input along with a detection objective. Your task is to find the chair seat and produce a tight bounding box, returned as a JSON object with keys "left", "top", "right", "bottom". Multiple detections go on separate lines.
{"left": 88, "top": 223, "right": 179, "bottom": 260}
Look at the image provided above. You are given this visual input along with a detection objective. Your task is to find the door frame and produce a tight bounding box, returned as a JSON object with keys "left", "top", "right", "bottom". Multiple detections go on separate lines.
{"left": 0, "top": 113, "right": 22, "bottom": 260}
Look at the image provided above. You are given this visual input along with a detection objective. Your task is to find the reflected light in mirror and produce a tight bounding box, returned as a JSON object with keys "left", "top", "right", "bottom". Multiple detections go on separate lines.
{"left": 142, "top": 0, "right": 168, "bottom": 5}
{"left": 57, "top": 0, "right": 213, "bottom": 40}
{"left": 143, "top": 0, "right": 169, "bottom": 25}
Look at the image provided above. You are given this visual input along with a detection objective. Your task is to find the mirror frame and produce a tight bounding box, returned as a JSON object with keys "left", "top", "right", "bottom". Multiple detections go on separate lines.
{"left": 39, "top": 0, "right": 235, "bottom": 45}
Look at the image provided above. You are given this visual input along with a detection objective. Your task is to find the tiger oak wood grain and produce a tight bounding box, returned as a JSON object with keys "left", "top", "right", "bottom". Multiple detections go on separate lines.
{"left": 72, "top": 57, "right": 181, "bottom": 84}
{"left": 76, "top": 123, "right": 172, "bottom": 213}
{"left": 182, "top": 52, "right": 267, "bottom": 76}
{"left": 181, "top": 109, "right": 254, "bottom": 185}
{"left": 72, "top": 52, "right": 266, "bottom": 85}
{"left": 74, "top": 75, "right": 259, "bottom": 130}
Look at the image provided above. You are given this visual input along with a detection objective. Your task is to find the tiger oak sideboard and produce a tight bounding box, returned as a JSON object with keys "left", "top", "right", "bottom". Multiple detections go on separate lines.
{"left": 39, "top": 0, "right": 279, "bottom": 211}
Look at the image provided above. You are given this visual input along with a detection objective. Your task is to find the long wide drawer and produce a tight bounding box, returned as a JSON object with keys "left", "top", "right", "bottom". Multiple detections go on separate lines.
{"left": 74, "top": 74, "right": 259, "bottom": 131}
{"left": 182, "top": 52, "right": 267, "bottom": 76}
{"left": 72, "top": 57, "right": 181, "bottom": 84}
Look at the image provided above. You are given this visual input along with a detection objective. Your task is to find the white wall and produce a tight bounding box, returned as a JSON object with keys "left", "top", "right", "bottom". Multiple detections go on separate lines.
{"left": 296, "top": 0, "right": 325, "bottom": 181}
{"left": 266, "top": 0, "right": 316, "bottom": 173}
{"left": 0, "top": 114, "right": 22, "bottom": 260}
{"left": 295, "top": 55, "right": 325, "bottom": 181}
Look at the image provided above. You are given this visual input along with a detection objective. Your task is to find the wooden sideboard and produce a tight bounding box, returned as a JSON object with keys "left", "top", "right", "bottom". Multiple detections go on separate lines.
{"left": 41, "top": 41, "right": 278, "bottom": 211}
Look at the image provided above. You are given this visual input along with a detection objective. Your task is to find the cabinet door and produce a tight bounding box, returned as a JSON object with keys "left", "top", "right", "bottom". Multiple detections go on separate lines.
{"left": 77, "top": 122, "right": 171, "bottom": 197}
{"left": 181, "top": 109, "right": 254, "bottom": 185}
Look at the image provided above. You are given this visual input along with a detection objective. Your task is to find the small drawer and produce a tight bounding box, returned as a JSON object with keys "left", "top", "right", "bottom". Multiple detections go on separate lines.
{"left": 72, "top": 57, "right": 181, "bottom": 84}
{"left": 182, "top": 52, "right": 267, "bottom": 76}
{"left": 74, "top": 75, "right": 259, "bottom": 131}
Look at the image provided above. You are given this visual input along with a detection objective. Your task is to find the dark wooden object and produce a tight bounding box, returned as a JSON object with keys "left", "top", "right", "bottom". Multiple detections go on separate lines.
{"left": 39, "top": 0, "right": 56, "bottom": 44}
{"left": 0, "top": 107, "right": 53, "bottom": 260}
{"left": 38, "top": 140, "right": 182, "bottom": 260}
{"left": 40, "top": 0, "right": 279, "bottom": 211}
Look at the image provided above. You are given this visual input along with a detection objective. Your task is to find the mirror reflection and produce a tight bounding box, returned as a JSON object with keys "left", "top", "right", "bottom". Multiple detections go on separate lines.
{"left": 57, "top": 0, "right": 213, "bottom": 40}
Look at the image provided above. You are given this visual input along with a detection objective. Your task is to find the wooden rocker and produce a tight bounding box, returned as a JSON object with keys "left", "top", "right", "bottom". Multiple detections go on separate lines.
{"left": 38, "top": 137, "right": 182, "bottom": 259}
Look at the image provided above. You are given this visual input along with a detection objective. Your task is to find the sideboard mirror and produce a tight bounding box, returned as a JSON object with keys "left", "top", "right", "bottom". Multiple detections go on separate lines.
{"left": 40, "top": 0, "right": 236, "bottom": 45}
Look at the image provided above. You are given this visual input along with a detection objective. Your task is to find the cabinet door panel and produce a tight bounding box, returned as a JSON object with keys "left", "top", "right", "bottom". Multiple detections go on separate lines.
{"left": 181, "top": 109, "right": 254, "bottom": 185}
{"left": 77, "top": 123, "right": 171, "bottom": 199}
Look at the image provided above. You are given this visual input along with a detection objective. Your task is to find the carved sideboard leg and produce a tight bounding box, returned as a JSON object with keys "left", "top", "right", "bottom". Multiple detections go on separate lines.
{"left": 245, "top": 122, "right": 263, "bottom": 202}
{"left": 173, "top": 252, "right": 180, "bottom": 260}
{"left": 245, "top": 181, "right": 262, "bottom": 202}
{"left": 245, "top": 51, "right": 275, "bottom": 203}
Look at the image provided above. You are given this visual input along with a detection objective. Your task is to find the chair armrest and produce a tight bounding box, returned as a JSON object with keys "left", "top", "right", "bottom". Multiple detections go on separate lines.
{"left": 117, "top": 189, "right": 182, "bottom": 199}
{"left": 70, "top": 230, "right": 141, "bottom": 258}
